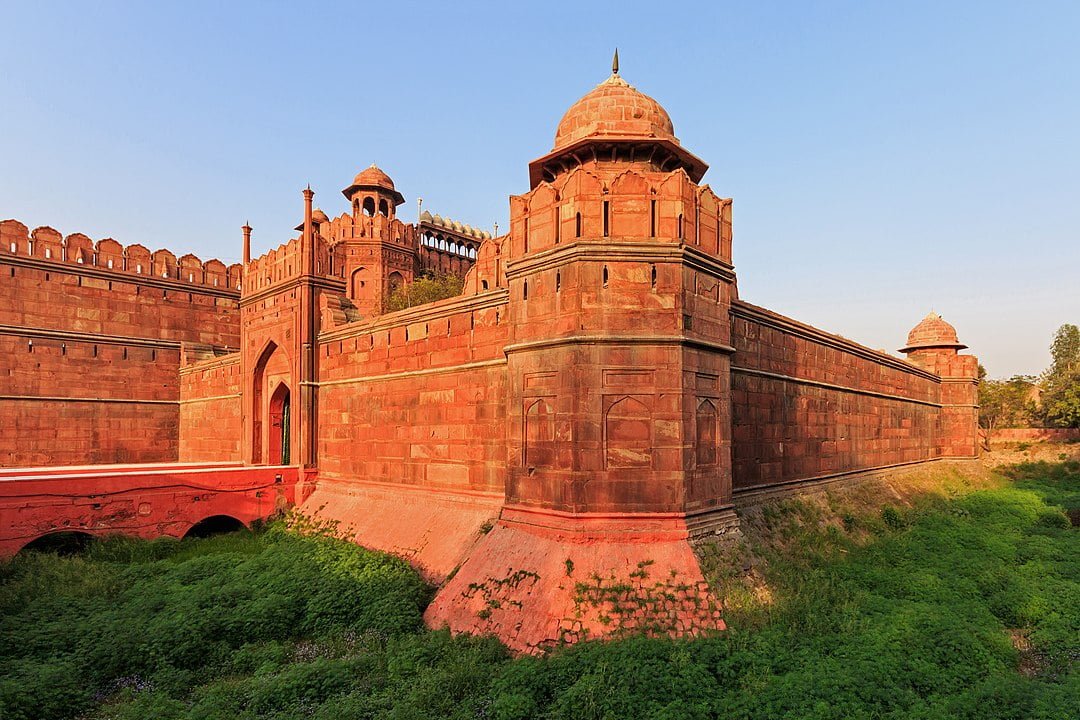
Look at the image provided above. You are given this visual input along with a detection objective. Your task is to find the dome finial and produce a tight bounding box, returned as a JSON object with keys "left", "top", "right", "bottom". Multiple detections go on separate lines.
{"left": 612, "top": 48, "right": 619, "bottom": 76}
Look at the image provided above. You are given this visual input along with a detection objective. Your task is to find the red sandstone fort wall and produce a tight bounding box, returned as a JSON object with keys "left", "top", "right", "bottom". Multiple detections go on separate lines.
{"left": 729, "top": 300, "right": 945, "bottom": 491}
{"left": 179, "top": 354, "right": 242, "bottom": 462}
{"left": 0, "top": 219, "right": 241, "bottom": 467}
{"left": 0, "top": 335, "right": 180, "bottom": 466}
{"left": 316, "top": 290, "right": 510, "bottom": 493}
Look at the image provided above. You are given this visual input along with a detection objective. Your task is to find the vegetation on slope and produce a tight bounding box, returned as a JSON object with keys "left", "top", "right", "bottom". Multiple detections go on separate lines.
{"left": 1, "top": 462, "right": 1076, "bottom": 719}
{"left": 383, "top": 272, "right": 464, "bottom": 313}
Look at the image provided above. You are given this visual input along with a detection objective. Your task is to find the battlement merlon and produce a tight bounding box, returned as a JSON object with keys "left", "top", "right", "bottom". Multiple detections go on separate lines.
{"left": 0, "top": 219, "right": 242, "bottom": 294}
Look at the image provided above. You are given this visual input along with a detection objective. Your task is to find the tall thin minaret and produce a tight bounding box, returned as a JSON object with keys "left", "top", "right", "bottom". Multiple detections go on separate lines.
{"left": 242, "top": 222, "right": 252, "bottom": 265}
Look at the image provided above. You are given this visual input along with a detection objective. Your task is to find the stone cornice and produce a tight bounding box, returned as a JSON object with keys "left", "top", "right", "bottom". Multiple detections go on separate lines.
{"left": 178, "top": 353, "right": 241, "bottom": 376}
{"left": 178, "top": 393, "right": 241, "bottom": 404}
{"left": 731, "top": 300, "right": 940, "bottom": 382}
{"left": 730, "top": 365, "right": 942, "bottom": 408}
{"left": 504, "top": 334, "right": 736, "bottom": 355}
{"left": 0, "top": 394, "right": 178, "bottom": 405}
{"left": 239, "top": 274, "right": 347, "bottom": 307}
{"left": 318, "top": 289, "right": 509, "bottom": 343}
{"left": 0, "top": 323, "right": 237, "bottom": 352}
{"left": 504, "top": 241, "right": 736, "bottom": 283}
{"left": 307, "top": 357, "right": 507, "bottom": 388}
{"left": 0, "top": 253, "right": 240, "bottom": 300}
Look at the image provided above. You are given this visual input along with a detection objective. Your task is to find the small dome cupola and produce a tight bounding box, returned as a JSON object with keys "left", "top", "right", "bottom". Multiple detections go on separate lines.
{"left": 900, "top": 312, "right": 968, "bottom": 354}
{"left": 294, "top": 207, "right": 330, "bottom": 232}
{"left": 528, "top": 51, "right": 708, "bottom": 187}
{"left": 342, "top": 163, "right": 405, "bottom": 218}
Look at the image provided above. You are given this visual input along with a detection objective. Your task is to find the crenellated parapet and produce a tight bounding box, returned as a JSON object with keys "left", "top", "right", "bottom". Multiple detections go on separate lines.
{"left": 507, "top": 167, "right": 732, "bottom": 263}
{"left": 0, "top": 219, "right": 242, "bottom": 292}
{"left": 324, "top": 211, "right": 417, "bottom": 249}
{"left": 241, "top": 230, "right": 346, "bottom": 298}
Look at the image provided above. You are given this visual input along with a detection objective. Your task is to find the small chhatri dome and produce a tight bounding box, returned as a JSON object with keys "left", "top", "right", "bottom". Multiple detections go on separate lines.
{"left": 294, "top": 207, "right": 330, "bottom": 232}
{"left": 353, "top": 163, "right": 396, "bottom": 190}
{"left": 553, "top": 56, "right": 676, "bottom": 150}
{"left": 341, "top": 163, "right": 405, "bottom": 205}
{"left": 900, "top": 312, "right": 968, "bottom": 353}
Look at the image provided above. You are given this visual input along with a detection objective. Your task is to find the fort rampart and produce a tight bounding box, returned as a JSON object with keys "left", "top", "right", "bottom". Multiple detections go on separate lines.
{"left": 0, "top": 62, "right": 982, "bottom": 652}
{"left": 0, "top": 219, "right": 240, "bottom": 466}
{"left": 730, "top": 300, "right": 958, "bottom": 493}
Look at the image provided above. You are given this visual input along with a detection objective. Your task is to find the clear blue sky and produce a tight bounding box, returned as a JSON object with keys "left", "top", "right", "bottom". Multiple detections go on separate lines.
{"left": 2, "top": 1, "right": 1077, "bottom": 377}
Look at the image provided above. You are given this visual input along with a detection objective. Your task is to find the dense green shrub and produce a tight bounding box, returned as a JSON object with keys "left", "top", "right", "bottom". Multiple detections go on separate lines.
{"left": 0, "top": 526, "right": 429, "bottom": 720}
{"left": 1, "top": 463, "right": 1076, "bottom": 719}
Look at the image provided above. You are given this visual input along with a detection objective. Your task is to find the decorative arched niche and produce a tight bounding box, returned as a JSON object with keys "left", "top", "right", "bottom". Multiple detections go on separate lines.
{"left": 604, "top": 395, "right": 652, "bottom": 468}
{"left": 524, "top": 398, "right": 556, "bottom": 469}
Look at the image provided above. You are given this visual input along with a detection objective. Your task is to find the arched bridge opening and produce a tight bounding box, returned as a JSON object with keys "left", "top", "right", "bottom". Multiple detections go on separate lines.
{"left": 19, "top": 530, "right": 95, "bottom": 556}
{"left": 183, "top": 515, "right": 249, "bottom": 539}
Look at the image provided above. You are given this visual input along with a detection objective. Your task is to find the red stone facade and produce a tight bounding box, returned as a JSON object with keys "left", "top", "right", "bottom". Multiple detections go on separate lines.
{"left": 0, "top": 220, "right": 240, "bottom": 466}
{"left": 1, "top": 59, "right": 979, "bottom": 651}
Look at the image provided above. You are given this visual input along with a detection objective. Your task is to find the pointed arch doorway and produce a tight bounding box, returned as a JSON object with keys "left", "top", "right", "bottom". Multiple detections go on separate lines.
{"left": 268, "top": 382, "right": 291, "bottom": 465}
{"left": 251, "top": 340, "right": 292, "bottom": 466}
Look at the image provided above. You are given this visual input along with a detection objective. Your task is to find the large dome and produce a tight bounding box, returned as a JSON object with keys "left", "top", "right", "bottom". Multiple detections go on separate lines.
{"left": 901, "top": 312, "right": 967, "bottom": 353}
{"left": 553, "top": 74, "right": 676, "bottom": 150}
{"left": 528, "top": 55, "right": 708, "bottom": 188}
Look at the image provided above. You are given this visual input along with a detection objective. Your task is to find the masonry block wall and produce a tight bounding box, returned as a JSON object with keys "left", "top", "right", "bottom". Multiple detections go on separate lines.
{"left": 315, "top": 293, "right": 509, "bottom": 493}
{"left": 730, "top": 301, "right": 949, "bottom": 491}
{"left": 0, "top": 219, "right": 240, "bottom": 467}
{"left": 178, "top": 355, "right": 242, "bottom": 462}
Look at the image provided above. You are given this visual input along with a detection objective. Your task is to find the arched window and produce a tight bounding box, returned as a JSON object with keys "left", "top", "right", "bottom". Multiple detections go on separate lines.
{"left": 378, "top": 199, "right": 389, "bottom": 216}
{"left": 387, "top": 271, "right": 404, "bottom": 294}
{"left": 362, "top": 197, "right": 376, "bottom": 216}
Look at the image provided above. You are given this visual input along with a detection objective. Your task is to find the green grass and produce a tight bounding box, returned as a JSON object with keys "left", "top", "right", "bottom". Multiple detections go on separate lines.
{"left": 1, "top": 462, "right": 1076, "bottom": 719}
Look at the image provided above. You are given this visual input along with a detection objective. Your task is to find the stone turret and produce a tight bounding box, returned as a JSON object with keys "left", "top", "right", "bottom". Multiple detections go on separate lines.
{"left": 900, "top": 312, "right": 980, "bottom": 458}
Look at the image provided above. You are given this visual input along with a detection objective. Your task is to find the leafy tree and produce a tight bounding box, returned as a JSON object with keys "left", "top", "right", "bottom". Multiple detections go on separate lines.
{"left": 1037, "top": 323, "right": 1080, "bottom": 428}
{"left": 1048, "top": 323, "right": 1080, "bottom": 377}
{"left": 979, "top": 374, "right": 1038, "bottom": 447}
{"left": 1040, "top": 377, "right": 1080, "bottom": 428}
{"left": 383, "top": 272, "right": 464, "bottom": 313}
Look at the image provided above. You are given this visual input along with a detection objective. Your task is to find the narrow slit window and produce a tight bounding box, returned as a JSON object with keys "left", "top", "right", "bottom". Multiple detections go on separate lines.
{"left": 602, "top": 265, "right": 609, "bottom": 287}
{"left": 602, "top": 201, "right": 609, "bottom": 237}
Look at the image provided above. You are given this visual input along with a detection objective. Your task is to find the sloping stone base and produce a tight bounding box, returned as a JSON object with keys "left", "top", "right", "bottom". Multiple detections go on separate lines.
{"left": 299, "top": 477, "right": 503, "bottom": 582}
{"left": 424, "top": 505, "right": 732, "bottom": 654}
